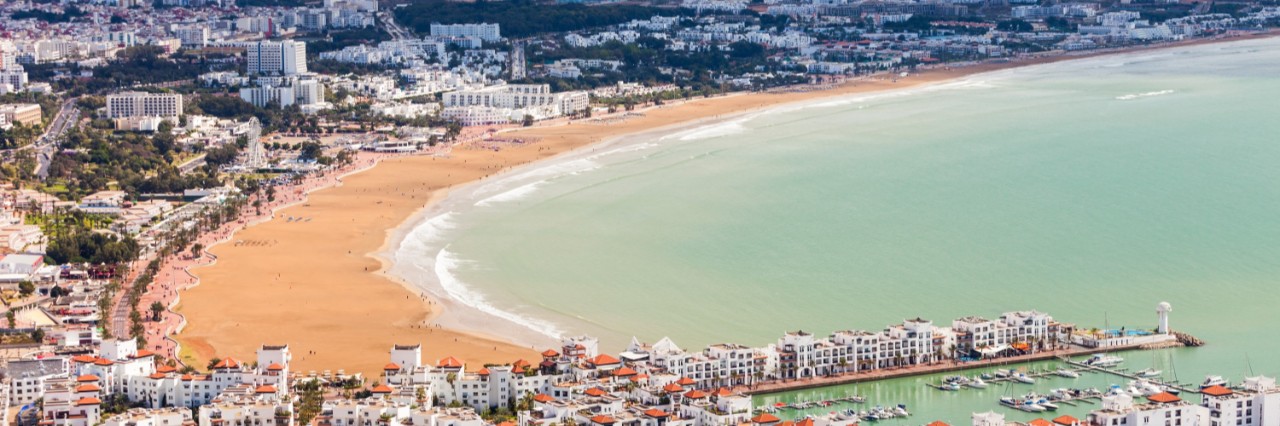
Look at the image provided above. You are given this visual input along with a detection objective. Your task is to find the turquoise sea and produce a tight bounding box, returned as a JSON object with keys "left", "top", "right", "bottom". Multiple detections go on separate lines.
{"left": 390, "top": 37, "right": 1280, "bottom": 423}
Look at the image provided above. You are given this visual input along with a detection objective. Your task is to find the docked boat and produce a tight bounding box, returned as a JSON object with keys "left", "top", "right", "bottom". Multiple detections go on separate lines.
{"left": 892, "top": 405, "right": 909, "bottom": 417}
{"left": 1136, "top": 368, "right": 1162, "bottom": 378}
{"left": 995, "top": 369, "right": 1014, "bottom": 379}
{"left": 1015, "top": 374, "right": 1036, "bottom": 384}
{"left": 1084, "top": 354, "right": 1124, "bottom": 367}
{"left": 968, "top": 377, "right": 989, "bottom": 389}
{"left": 1202, "top": 375, "right": 1229, "bottom": 389}
{"left": 1055, "top": 368, "right": 1080, "bottom": 378}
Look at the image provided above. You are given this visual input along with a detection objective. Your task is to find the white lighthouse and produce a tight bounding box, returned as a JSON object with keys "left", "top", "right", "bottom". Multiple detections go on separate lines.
{"left": 1157, "top": 301, "right": 1172, "bottom": 334}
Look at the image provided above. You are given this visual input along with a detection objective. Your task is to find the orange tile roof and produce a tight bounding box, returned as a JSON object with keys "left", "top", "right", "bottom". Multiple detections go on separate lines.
{"left": 133, "top": 350, "right": 155, "bottom": 358}
{"left": 266, "top": 363, "right": 286, "bottom": 371}
{"left": 148, "top": 373, "right": 167, "bottom": 379}
{"left": 255, "top": 385, "right": 277, "bottom": 394}
{"left": 497, "top": 422, "right": 515, "bottom": 426}
{"left": 927, "top": 422, "right": 950, "bottom": 426}
{"left": 1148, "top": 392, "right": 1181, "bottom": 403}
{"left": 76, "top": 375, "right": 100, "bottom": 382}
{"left": 75, "top": 384, "right": 101, "bottom": 392}
{"left": 714, "top": 387, "right": 733, "bottom": 397}
{"left": 513, "top": 366, "right": 527, "bottom": 374}
{"left": 1202, "top": 385, "right": 1233, "bottom": 397}
{"left": 212, "top": 358, "right": 241, "bottom": 369}
{"left": 542, "top": 349, "right": 560, "bottom": 357}
{"left": 613, "top": 367, "right": 637, "bottom": 376}
{"left": 1028, "top": 419, "right": 1053, "bottom": 426}
{"left": 76, "top": 397, "right": 101, "bottom": 405}
{"left": 383, "top": 362, "right": 401, "bottom": 371}
{"left": 532, "top": 394, "right": 554, "bottom": 403}
{"left": 437, "top": 357, "right": 463, "bottom": 368}
{"left": 1052, "top": 415, "right": 1080, "bottom": 425}
{"left": 683, "top": 389, "right": 709, "bottom": 399}
{"left": 157, "top": 366, "right": 178, "bottom": 373}
{"left": 630, "top": 374, "right": 648, "bottom": 382}
{"left": 590, "top": 354, "right": 621, "bottom": 365}
{"left": 643, "top": 409, "right": 671, "bottom": 418}
{"left": 584, "top": 387, "right": 608, "bottom": 397}
{"left": 662, "top": 383, "right": 684, "bottom": 393}
{"left": 93, "top": 358, "right": 114, "bottom": 366}
{"left": 371, "top": 384, "right": 394, "bottom": 394}
{"left": 795, "top": 419, "right": 814, "bottom": 426}
{"left": 513, "top": 359, "right": 531, "bottom": 368}
{"left": 181, "top": 374, "right": 195, "bottom": 381}
{"left": 590, "top": 415, "right": 616, "bottom": 425}
{"left": 751, "top": 413, "right": 781, "bottom": 424}
{"left": 676, "top": 377, "right": 696, "bottom": 386}
{"left": 477, "top": 368, "right": 491, "bottom": 375}
{"left": 71, "top": 355, "right": 96, "bottom": 363}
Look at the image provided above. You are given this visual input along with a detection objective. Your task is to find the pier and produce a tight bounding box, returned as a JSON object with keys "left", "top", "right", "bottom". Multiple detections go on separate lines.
{"left": 1062, "top": 357, "right": 1202, "bottom": 395}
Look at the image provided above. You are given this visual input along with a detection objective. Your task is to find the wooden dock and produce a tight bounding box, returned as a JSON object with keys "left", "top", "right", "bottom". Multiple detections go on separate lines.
{"left": 1062, "top": 357, "right": 1202, "bottom": 395}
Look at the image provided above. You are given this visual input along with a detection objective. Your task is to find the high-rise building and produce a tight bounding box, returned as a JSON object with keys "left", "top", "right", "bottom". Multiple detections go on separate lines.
{"left": 429, "top": 23, "right": 502, "bottom": 42}
{"left": 174, "top": 27, "right": 210, "bottom": 48}
{"left": 105, "top": 92, "right": 184, "bottom": 119}
{"left": 247, "top": 40, "right": 307, "bottom": 75}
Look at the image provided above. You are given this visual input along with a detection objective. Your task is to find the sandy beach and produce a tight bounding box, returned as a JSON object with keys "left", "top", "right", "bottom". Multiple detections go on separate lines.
{"left": 173, "top": 33, "right": 1276, "bottom": 379}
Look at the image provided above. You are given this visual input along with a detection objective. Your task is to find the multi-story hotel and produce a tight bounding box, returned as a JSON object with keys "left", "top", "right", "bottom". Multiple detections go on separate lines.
{"left": 105, "top": 92, "right": 184, "bottom": 119}
{"left": 247, "top": 40, "right": 308, "bottom": 75}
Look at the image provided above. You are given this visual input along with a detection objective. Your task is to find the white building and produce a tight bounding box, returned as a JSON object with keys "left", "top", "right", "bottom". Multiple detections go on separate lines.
{"left": 105, "top": 92, "right": 183, "bottom": 120}
{"left": 173, "top": 27, "right": 210, "bottom": 48}
{"left": 1087, "top": 393, "right": 1209, "bottom": 426}
{"left": 1200, "top": 376, "right": 1280, "bottom": 426}
{"left": 247, "top": 40, "right": 308, "bottom": 75}
{"left": 429, "top": 23, "right": 502, "bottom": 42}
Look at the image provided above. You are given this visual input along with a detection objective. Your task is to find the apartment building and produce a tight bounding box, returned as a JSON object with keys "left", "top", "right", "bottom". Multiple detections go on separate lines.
{"left": 247, "top": 40, "right": 307, "bottom": 75}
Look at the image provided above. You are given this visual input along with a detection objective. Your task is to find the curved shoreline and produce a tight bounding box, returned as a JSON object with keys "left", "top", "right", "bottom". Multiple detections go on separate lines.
{"left": 172, "top": 33, "right": 1278, "bottom": 378}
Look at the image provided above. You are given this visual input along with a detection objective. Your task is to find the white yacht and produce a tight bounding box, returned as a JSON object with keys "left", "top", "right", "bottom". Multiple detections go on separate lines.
{"left": 1055, "top": 368, "right": 1080, "bottom": 378}
{"left": 1084, "top": 354, "right": 1124, "bottom": 367}
{"left": 1202, "top": 375, "right": 1229, "bottom": 389}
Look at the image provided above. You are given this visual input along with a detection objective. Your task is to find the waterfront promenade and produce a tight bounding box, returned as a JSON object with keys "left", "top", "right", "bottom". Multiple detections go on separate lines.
{"left": 734, "top": 342, "right": 1185, "bottom": 396}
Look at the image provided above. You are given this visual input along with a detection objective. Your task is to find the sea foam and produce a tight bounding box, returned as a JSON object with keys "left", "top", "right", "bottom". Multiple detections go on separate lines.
{"left": 1115, "top": 89, "right": 1175, "bottom": 100}
{"left": 432, "top": 248, "right": 564, "bottom": 339}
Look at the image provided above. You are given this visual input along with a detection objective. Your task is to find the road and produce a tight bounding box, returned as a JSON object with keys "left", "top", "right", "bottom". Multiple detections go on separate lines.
{"left": 380, "top": 10, "right": 414, "bottom": 41}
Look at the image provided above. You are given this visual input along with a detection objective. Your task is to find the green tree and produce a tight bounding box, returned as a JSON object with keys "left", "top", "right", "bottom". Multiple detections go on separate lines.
{"left": 18, "top": 281, "right": 35, "bottom": 297}
{"left": 150, "top": 301, "right": 165, "bottom": 321}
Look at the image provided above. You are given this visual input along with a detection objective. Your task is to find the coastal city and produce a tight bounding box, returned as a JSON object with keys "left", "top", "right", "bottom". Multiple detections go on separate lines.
{"left": 0, "top": 0, "right": 1277, "bottom": 424}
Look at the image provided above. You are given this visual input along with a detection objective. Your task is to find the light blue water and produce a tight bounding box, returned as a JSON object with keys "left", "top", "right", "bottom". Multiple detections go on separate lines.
{"left": 392, "top": 38, "right": 1280, "bottom": 423}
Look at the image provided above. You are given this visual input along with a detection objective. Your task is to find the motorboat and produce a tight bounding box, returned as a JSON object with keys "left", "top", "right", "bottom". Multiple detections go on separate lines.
{"left": 1055, "top": 368, "right": 1080, "bottom": 378}
{"left": 1015, "top": 374, "right": 1036, "bottom": 384}
{"left": 1084, "top": 354, "right": 1124, "bottom": 367}
{"left": 1136, "top": 368, "right": 1162, "bottom": 378}
{"left": 1202, "top": 375, "right": 1229, "bottom": 389}
{"left": 968, "top": 377, "right": 989, "bottom": 389}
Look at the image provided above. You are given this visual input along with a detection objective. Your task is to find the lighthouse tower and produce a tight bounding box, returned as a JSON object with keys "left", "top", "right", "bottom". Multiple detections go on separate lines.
{"left": 1157, "top": 302, "right": 1172, "bottom": 334}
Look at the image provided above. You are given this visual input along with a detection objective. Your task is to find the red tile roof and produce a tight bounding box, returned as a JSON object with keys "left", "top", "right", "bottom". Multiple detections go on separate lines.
{"left": 584, "top": 387, "right": 608, "bottom": 397}
{"left": 371, "top": 384, "right": 394, "bottom": 394}
{"left": 751, "top": 413, "right": 781, "bottom": 424}
{"left": 630, "top": 374, "right": 649, "bottom": 382}
{"left": 590, "top": 415, "right": 616, "bottom": 425}
{"left": 927, "top": 422, "right": 950, "bottom": 426}
{"left": 71, "top": 355, "right": 96, "bottom": 363}
{"left": 75, "top": 384, "right": 101, "bottom": 392}
{"left": 477, "top": 368, "right": 491, "bottom": 376}
{"left": 1148, "top": 392, "right": 1181, "bottom": 403}
{"left": 714, "top": 387, "right": 733, "bottom": 397}
{"left": 76, "top": 375, "right": 100, "bottom": 382}
{"left": 255, "top": 385, "right": 277, "bottom": 394}
{"left": 795, "top": 419, "right": 814, "bottom": 426}
{"left": 76, "top": 397, "right": 101, "bottom": 405}
{"left": 1028, "top": 419, "right": 1053, "bottom": 426}
{"left": 590, "top": 354, "right": 621, "bottom": 365}
{"left": 133, "top": 350, "right": 155, "bottom": 358}
{"left": 532, "top": 394, "right": 554, "bottom": 403}
{"left": 1202, "top": 385, "right": 1233, "bottom": 397}
{"left": 513, "top": 359, "right": 531, "bottom": 368}
{"left": 266, "top": 363, "right": 286, "bottom": 371}
{"left": 383, "top": 363, "right": 401, "bottom": 371}
{"left": 93, "top": 358, "right": 114, "bottom": 366}
{"left": 148, "top": 373, "right": 167, "bottom": 379}
{"left": 212, "top": 358, "right": 241, "bottom": 369}
{"left": 157, "top": 366, "right": 178, "bottom": 373}
{"left": 676, "top": 377, "right": 696, "bottom": 386}
{"left": 497, "top": 422, "right": 515, "bottom": 426}
{"left": 437, "top": 357, "right": 463, "bottom": 368}
{"left": 683, "top": 389, "right": 709, "bottom": 399}
{"left": 662, "top": 383, "right": 684, "bottom": 393}
{"left": 643, "top": 409, "right": 671, "bottom": 418}
{"left": 613, "top": 367, "right": 637, "bottom": 376}
{"left": 542, "top": 349, "right": 560, "bottom": 357}
{"left": 1052, "top": 415, "right": 1080, "bottom": 425}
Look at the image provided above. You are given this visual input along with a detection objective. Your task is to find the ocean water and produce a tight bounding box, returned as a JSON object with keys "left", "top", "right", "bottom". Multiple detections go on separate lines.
{"left": 390, "top": 38, "right": 1280, "bottom": 423}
